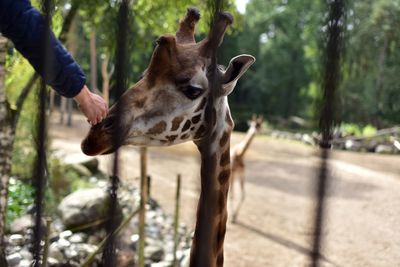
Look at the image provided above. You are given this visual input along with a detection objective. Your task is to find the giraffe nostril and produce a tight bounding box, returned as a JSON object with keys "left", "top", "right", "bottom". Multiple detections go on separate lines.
{"left": 102, "top": 119, "right": 114, "bottom": 130}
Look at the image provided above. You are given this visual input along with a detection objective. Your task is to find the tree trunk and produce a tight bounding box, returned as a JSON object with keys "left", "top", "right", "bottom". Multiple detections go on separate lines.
{"left": 59, "top": 97, "right": 67, "bottom": 124}
{"left": 0, "top": 35, "right": 12, "bottom": 267}
{"left": 67, "top": 99, "right": 73, "bottom": 126}
{"left": 101, "top": 54, "right": 110, "bottom": 105}
{"left": 65, "top": 16, "right": 78, "bottom": 127}
{"left": 374, "top": 34, "right": 388, "bottom": 128}
{"left": 90, "top": 29, "right": 98, "bottom": 93}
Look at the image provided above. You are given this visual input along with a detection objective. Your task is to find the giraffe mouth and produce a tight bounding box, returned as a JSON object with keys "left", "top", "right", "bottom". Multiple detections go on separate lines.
{"left": 81, "top": 121, "right": 126, "bottom": 156}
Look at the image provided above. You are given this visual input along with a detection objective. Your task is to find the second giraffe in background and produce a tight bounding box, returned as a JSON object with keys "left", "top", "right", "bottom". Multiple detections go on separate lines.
{"left": 230, "top": 114, "right": 264, "bottom": 223}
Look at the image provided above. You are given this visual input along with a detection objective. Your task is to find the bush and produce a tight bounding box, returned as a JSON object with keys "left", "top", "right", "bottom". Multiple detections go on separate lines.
{"left": 340, "top": 123, "right": 377, "bottom": 137}
{"left": 7, "top": 177, "right": 34, "bottom": 224}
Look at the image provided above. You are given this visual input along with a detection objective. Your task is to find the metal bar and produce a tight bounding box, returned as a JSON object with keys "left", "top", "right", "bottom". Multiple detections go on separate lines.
{"left": 101, "top": 0, "right": 130, "bottom": 265}
{"left": 190, "top": 1, "right": 227, "bottom": 266}
{"left": 138, "top": 147, "right": 148, "bottom": 267}
{"left": 173, "top": 174, "right": 182, "bottom": 267}
{"left": 310, "top": 0, "right": 345, "bottom": 266}
{"left": 42, "top": 218, "right": 52, "bottom": 267}
{"left": 32, "top": 0, "right": 53, "bottom": 266}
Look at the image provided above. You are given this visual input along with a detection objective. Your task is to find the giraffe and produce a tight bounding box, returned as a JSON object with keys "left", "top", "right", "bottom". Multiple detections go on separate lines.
{"left": 229, "top": 114, "right": 263, "bottom": 223}
{"left": 81, "top": 8, "right": 255, "bottom": 267}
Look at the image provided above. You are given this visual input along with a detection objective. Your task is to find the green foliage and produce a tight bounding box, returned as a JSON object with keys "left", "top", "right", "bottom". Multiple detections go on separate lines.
{"left": 7, "top": 177, "right": 34, "bottom": 224}
{"left": 340, "top": 123, "right": 377, "bottom": 137}
{"left": 341, "top": 123, "right": 362, "bottom": 136}
{"left": 340, "top": 0, "right": 400, "bottom": 126}
{"left": 362, "top": 124, "right": 377, "bottom": 137}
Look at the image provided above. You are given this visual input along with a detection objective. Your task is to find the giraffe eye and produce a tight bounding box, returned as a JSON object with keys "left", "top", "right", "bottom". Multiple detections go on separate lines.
{"left": 181, "top": 85, "right": 204, "bottom": 100}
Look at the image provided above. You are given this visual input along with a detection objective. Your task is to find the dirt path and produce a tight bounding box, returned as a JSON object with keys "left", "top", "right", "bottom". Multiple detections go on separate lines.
{"left": 50, "top": 114, "right": 400, "bottom": 267}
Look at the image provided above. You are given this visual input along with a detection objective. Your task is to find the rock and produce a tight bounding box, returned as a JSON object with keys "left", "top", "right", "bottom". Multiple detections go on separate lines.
{"left": 8, "top": 234, "right": 24, "bottom": 246}
{"left": 117, "top": 249, "right": 136, "bottom": 267}
{"left": 6, "top": 253, "right": 22, "bottom": 267}
{"left": 180, "top": 248, "right": 191, "bottom": 267}
{"left": 58, "top": 238, "right": 72, "bottom": 249}
{"left": 49, "top": 243, "right": 65, "bottom": 262}
{"left": 302, "top": 134, "right": 315, "bottom": 146}
{"left": 9, "top": 215, "right": 33, "bottom": 234}
{"left": 18, "top": 259, "right": 32, "bottom": 267}
{"left": 67, "top": 163, "right": 92, "bottom": 177}
{"left": 394, "top": 140, "right": 400, "bottom": 151}
{"left": 79, "top": 243, "right": 98, "bottom": 255}
{"left": 64, "top": 247, "right": 79, "bottom": 260}
{"left": 69, "top": 233, "right": 88, "bottom": 243}
{"left": 18, "top": 248, "right": 32, "bottom": 261}
{"left": 345, "top": 140, "right": 362, "bottom": 151}
{"left": 80, "top": 158, "right": 99, "bottom": 174}
{"left": 375, "top": 144, "right": 393, "bottom": 154}
{"left": 151, "top": 262, "right": 171, "bottom": 267}
{"left": 59, "top": 230, "right": 73, "bottom": 239}
{"left": 47, "top": 257, "right": 60, "bottom": 266}
{"left": 145, "top": 244, "right": 164, "bottom": 262}
{"left": 130, "top": 234, "right": 139, "bottom": 249}
{"left": 58, "top": 188, "right": 121, "bottom": 229}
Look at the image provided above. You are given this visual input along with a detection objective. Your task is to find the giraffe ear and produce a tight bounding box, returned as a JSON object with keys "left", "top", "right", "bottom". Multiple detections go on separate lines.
{"left": 221, "top": 54, "right": 255, "bottom": 96}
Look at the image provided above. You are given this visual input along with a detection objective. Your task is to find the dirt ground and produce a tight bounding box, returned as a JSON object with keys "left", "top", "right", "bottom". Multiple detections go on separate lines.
{"left": 50, "top": 113, "right": 400, "bottom": 267}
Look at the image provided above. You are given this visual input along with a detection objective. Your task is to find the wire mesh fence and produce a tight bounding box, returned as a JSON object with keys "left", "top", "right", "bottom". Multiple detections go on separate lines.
{"left": 13, "top": 0, "right": 345, "bottom": 266}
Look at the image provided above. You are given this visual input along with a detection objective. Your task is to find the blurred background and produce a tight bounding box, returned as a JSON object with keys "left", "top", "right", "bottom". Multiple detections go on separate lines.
{"left": 1, "top": 0, "right": 400, "bottom": 266}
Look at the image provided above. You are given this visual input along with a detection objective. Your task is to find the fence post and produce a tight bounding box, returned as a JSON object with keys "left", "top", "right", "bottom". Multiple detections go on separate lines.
{"left": 138, "top": 147, "right": 148, "bottom": 267}
{"left": 42, "top": 218, "right": 52, "bottom": 267}
{"left": 147, "top": 175, "right": 151, "bottom": 199}
{"left": 173, "top": 174, "right": 182, "bottom": 267}
{"left": 310, "top": 1, "right": 344, "bottom": 266}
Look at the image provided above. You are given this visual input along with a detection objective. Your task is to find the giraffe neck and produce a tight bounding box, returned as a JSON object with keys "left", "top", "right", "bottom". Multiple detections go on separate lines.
{"left": 190, "top": 99, "right": 233, "bottom": 267}
{"left": 236, "top": 126, "right": 257, "bottom": 158}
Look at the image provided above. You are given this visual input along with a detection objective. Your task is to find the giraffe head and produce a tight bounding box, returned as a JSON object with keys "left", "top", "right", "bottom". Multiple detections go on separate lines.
{"left": 81, "top": 8, "right": 255, "bottom": 156}
{"left": 249, "top": 114, "right": 264, "bottom": 132}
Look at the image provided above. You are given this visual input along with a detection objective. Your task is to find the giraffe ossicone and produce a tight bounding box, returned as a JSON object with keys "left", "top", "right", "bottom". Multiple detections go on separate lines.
{"left": 81, "top": 7, "right": 255, "bottom": 267}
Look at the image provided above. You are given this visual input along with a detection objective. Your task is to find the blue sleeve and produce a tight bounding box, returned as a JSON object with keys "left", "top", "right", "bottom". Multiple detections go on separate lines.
{"left": 0, "top": 0, "right": 86, "bottom": 98}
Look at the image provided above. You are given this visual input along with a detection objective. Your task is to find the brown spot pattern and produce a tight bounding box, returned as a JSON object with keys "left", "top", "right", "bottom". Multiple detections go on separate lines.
{"left": 200, "top": 153, "right": 217, "bottom": 179}
{"left": 166, "top": 135, "right": 178, "bottom": 142}
{"left": 147, "top": 121, "right": 167, "bottom": 135}
{"left": 194, "top": 125, "right": 206, "bottom": 139}
{"left": 204, "top": 104, "right": 212, "bottom": 124}
{"left": 215, "top": 222, "right": 226, "bottom": 254}
{"left": 220, "top": 150, "right": 230, "bottom": 167}
{"left": 218, "top": 191, "right": 226, "bottom": 213}
{"left": 182, "top": 120, "right": 191, "bottom": 131}
{"left": 191, "top": 114, "right": 201, "bottom": 124}
{"left": 219, "top": 131, "right": 229, "bottom": 147}
{"left": 181, "top": 133, "right": 189, "bottom": 139}
{"left": 171, "top": 116, "right": 184, "bottom": 131}
{"left": 217, "top": 252, "right": 224, "bottom": 267}
{"left": 218, "top": 169, "right": 231, "bottom": 185}
{"left": 133, "top": 96, "right": 147, "bottom": 108}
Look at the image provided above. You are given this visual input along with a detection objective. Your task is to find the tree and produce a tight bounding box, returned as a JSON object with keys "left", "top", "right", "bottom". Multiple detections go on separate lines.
{"left": 0, "top": 34, "right": 10, "bottom": 267}
{"left": 341, "top": 0, "right": 400, "bottom": 126}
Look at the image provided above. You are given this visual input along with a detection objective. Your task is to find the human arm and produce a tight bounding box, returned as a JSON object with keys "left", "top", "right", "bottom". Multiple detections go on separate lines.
{"left": 0, "top": 0, "right": 107, "bottom": 124}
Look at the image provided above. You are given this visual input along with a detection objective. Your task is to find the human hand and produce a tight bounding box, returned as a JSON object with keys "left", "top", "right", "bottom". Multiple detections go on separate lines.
{"left": 74, "top": 85, "right": 108, "bottom": 125}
